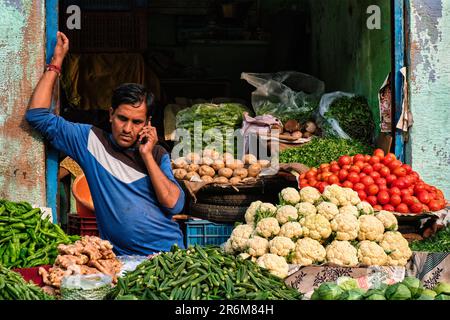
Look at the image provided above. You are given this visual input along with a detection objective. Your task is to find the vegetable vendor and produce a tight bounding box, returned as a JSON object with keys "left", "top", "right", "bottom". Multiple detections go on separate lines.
{"left": 25, "top": 32, "right": 185, "bottom": 255}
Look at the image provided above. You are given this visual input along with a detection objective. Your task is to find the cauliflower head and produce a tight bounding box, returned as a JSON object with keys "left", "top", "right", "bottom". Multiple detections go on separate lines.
{"left": 247, "top": 236, "right": 269, "bottom": 257}
{"left": 279, "top": 187, "right": 301, "bottom": 205}
{"left": 326, "top": 240, "right": 359, "bottom": 267}
{"left": 344, "top": 188, "right": 361, "bottom": 206}
{"left": 330, "top": 213, "right": 359, "bottom": 241}
{"left": 256, "top": 253, "right": 289, "bottom": 278}
{"left": 254, "top": 203, "right": 277, "bottom": 224}
{"left": 322, "top": 185, "right": 349, "bottom": 206}
{"left": 229, "top": 224, "right": 254, "bottom": 252}
{"left": 279, "top": 222, "right": 303, "bottom": 239}
{"left": 357, "top": 241, "right": 388, "bottom": 266}
{"left": 244, "top": 201, "right": 263, "bottom": 225}
{"left": 358, "top": 215, "right": 385, "bottom": 242}
{"left": 375, "top": 210, "right": 398, "bottom": 231}
{"left": 291, "top": 238, "right": 326, "bottom": 266}
{"left": 299, "top": 186, "right": 322, "bottom": 204}
{"left": 269, "top": 236, "right": 295, "bottom": 257}
{"left": 295, "top": 202, "right": 317, "bottom": 217}
{"left": 357, "top": 201, "right": 375, "bottom": 215}
{"left": 255, "top": 217, "right": 280, "bottom": 239}
{"left": 380, "top": 231, "right": 412, "bottom": 266}
{"left": 300, "top": 214, "right": 332, "bottom": 241}
{"left": 339, "top": 205, "right": 359, "bottom": 217}
{"left": 316, "top": 201, "right": 339, "bottom": 221}
{"left": 223, "top": 239, "right": 234, "bottom": 254}
{"left": 276, "top": 205, "right": 298, "bottom": 225}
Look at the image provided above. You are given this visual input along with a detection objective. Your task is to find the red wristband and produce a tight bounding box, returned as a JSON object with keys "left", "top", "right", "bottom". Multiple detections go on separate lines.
{"left": 46, "top": 64, "right": 61, "bottom": 76}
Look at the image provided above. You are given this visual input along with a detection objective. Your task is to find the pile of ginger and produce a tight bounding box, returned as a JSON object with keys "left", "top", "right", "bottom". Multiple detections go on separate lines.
{"left": 39, "top": 236, "right": 122, "bottom": 295}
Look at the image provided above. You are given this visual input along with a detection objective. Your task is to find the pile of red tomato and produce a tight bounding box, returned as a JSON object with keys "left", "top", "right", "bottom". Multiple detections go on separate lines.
{"left": 298, "top": 149, "right": 447, "bottom": 214}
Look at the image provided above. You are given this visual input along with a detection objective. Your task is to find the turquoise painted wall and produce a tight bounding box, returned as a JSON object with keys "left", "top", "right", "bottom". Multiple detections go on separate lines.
{"left": 407, "top": 0, "right": 450, "bottom": 199}
{"left": 0, "top": 1, "right": 47, "bottom": 204}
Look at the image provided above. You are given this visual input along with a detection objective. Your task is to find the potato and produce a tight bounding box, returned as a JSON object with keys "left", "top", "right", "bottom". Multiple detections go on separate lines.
{"left": 201, "top": 175, "right": 214, "bottom": 183}
{"left": 186, "top": 152, "right": 201, "bottom": 164}
{"left": 243, "top": 154, "right": 257, "bottom": 165}
{"left": 187, "top": 164, "right": 199, "bottom": 172}
{"left": 218, "top": 168, "right": 233, "bottom": 179}
{"left": 226, "top": 159, "right": 244, "bottom": 170}
{"left": 303, "top": 132, "right": 313, "bottom": 138}
{"left": 172, "top": 157, "right": 188, "bottom": 169}
{"left": 201, "top": 157, "right": 214, "bottom": 166}
{"left": 173, "top": 169, "right": 187, "bottom": 180}
{"left": 213, "top": 176, "right": 229, "bottom": 184}
{"left": 248, "top": 163, "right": 262, "bottom": 177}
{"left": 199, "top": 165, "right": 215, "bottom": 177}
{"left": 212, "top": 159, "right": 225, "bottom": 172}
{"left": 304, "top": 121, "right": 317, "bottom": 133}
{"left": 229, "top": 176, "right": 241, "bottom": 185}
{"left": 185, "top": 171, "right": 200, "bottom": 181}
{"left": 258, "top": 159, "right": 271, "bottom": 168}
{"left": 222, "top": 152, "right": 235, "bottom": 163}
{"left": 291, "top": 131, "right": 303, "bottom": 139}
{"left": 233, "top": 168, "right": 248, "bottom": 179}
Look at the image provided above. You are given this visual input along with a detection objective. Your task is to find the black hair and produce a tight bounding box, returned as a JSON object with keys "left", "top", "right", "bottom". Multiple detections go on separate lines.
{"left": 111, "top": 83, "right": 154, "bottom": 117}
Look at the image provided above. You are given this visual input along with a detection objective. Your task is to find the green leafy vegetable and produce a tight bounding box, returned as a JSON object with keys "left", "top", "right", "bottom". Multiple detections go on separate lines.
{"left": 311, "top": 282, "right": 344, "bottom": 300}
{"left": 385, "top": 283, "right": 412, "bottom": 300}
{"left": 410, "top": 226, "right": 450, "bottom": 253}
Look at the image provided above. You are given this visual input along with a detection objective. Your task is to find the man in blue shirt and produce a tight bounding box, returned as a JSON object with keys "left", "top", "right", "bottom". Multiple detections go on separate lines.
{"left": 26, "top": 32, "right": 185, "bottom": 255}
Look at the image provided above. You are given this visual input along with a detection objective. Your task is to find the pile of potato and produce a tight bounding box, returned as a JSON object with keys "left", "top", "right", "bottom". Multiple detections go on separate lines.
{"left": 172, "top": 150, "right": 271, "bottom": 185}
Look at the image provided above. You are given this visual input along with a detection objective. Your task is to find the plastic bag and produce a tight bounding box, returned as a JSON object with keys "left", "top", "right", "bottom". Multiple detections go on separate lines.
{"left": 60, "top": 274, "right": 113, "bottom": 300}
{"left": 241, "top": 71, "right": 325, "bottom": 123}
{"left": 316, "top": 91, "right": 355, "bottom": 139}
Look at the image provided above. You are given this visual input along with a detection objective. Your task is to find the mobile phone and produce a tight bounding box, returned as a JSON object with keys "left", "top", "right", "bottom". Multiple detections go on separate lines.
{"left": 140, "top": 116, "right": 152, "bottom": 145}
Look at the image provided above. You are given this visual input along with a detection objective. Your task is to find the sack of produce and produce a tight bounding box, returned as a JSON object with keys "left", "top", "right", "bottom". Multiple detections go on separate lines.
{"left": 241, "top": 71, "right": 325, "bottom": 123}
{"left": 60, "top": 274, "right": 113, "bottom": 300}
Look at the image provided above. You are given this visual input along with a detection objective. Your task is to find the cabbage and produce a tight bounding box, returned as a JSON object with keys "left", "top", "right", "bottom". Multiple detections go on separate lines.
{"left": 419, "top": 289, "right": 437, "bottom": 299}
{"left": 433, "top": 282, "right": 450, "bottom": 295}
{"left": 339, "top": 288, "right": 365, "bottom": 300}
{"left": 337, "top": 276, "right": 359, "bottom": 291}
{"left": 401, "top": 277, "right": 423, "bottom": 298}
{"left": 364, "top": 293, "right": 386, "bottom": 300}
{"left": 385, "top": 283, "right": 412, "bottom": 300}
{"left": 312, "top": 282, "right": 344, "bottom": 300}
{"left": 434, "top": 293, "right": 450, "bottom": 300}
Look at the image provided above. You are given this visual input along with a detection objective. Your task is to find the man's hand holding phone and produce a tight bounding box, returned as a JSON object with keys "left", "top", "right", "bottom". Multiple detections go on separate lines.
{"left": 138, "top": 117, "right": 157, "bottom": 156}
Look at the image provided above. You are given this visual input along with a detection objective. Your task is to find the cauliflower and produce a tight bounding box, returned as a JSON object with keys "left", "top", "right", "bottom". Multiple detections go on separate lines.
{"left": 330, "top": 213, "right": 359, "bottom": 241}
{"left": 326, "top": 240, "right": 359, "bottom": 267}
{"left": 256, "top": 253, "right": 289, "bottom": 278}
{"left": 229, "top": 224, "right": 254, "bottom": 252}
{"left": 255, "top": 217, "right": 280, "bottom": 239}
{"left": 254, "top": 203, "right": 277, "bottom": 223}
{"left": 357, "top": 241, "right": 388, "bottom": 266}
{"left": 299, "top": 186, "right": 322, "bottom": 204}
{"left": 238, "top": 252, "right": 251, "bottom": 260}
{"left": 300, "top": 214, "right": 332, "bottom": 241}
{"left": 291, "top": 238, "right": 326, "bottom": 266}
{"left": 244, "top": 201, "right": 263, "bottom": 225}
{"left": 316, "top": 201, "right": 339, "bottom": 221}
{"left": 295, "top": 202, "right": 317, "bottom": 217}
{"left": 375, "top": 210, "right": 398, "bottom": 231}
{"left": 223, "top": 239, "right": 234, "bottom": 254}
{"left": 247, "top": 236, "right": 269, "bottom": 257}
{"left": 279, "top": 222, "right": 303, "bottom": 239}
{"left": 339, "top": 205, "right": 359, "bottom": 217}
{"left": 344, "top": 188, "right": 361, "bottom": 206}
{"left": 322, "top": 185, "right": 349, "bottom": 206}
{"left": 279, "top": 187, "right": 301, "bottom": 205}
{"left": 276, "top": 205, "right": 298, "bottom": 225}
{"left": 269, "top": 236, "right": 295, "bottom": 257}
{"left": 380, "top": 231, "right": 412, "bottom": 266}
{"left": 358, "top": 215, "right": 385, "bottom": 242}
{"left": 357, "top": 201, "right": 375, "bottom": 215}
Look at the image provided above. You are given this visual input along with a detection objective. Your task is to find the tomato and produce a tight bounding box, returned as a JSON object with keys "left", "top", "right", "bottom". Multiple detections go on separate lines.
{"left": 359, "top": 173, "right": 367, "bottom": 178}
{"left": 322, "top": 172, "right": 333, "bottom": 181}
{"left": 392, "top": 179, "right": 406, "bottom": 190}
{"left": 377, "top": 191, "right": 390, "bottom": 205}
{"left": 388, "top": 160, "right": 403, "bottom": 171}
{"left": 383, "top": 204, "right": 395, "bottom": 212}
{"left": 320, "top": 163, "right": 330, "bottom": 170}
{"left": 330, "top": 164, "right": 340, "bottom": 173}
{"left": 414, "top": 184, "right": 427, "bottom": 194}
{"left": 330, "top": 161, "right": 338, "bottom": 166}
{"left": 342, "top": 181, "right": 353, "bottom": 189}
{"left": 361, "top": 176, "right": 375, "bottom": 187}
{"left": 402, "top": 176, "right": 412, "bottom": 188}
{"left": 338, "top": 155, "right": 352, "bottom": 166}
{"left": 400, "top": 189, "right": 413, "bottom": 197}
{"left": 308, "top": 179, "right": 318, "bottom": 188}
{"left": 395, "top": 203, "right": 409, "bottom": 214}
{"left": 306, "top": 170, "right": 317, "bottom": 180}
{"left": 375, "top": 177, "right": 386, "bottom": 186}
{"left": 386, "top": 174, "right": 397, "bottom": 186}
{"left": 353, "top": 154, "right": 365, "bottom": 163}
{"left": 373, "top": 205, "right": 383, "bottom": 211}
{"left": 383, "top": 153, "right": 397, "bottom": 165}
{"left": 300, "top": 173, "right": 306, "bottom": 180}
{"left": 402, "top": 164, "right": 412, "bottom": 173}
{"left": 316, "top": 182, "right": 329, "bottom": 193}
{"left": 370, "top": 171, "right": 381, "bottom": 180}
{"left": 369, "top": 156, "right": 380, "bottom": 165}
{"left": 410, "top": 202, "right": 423, "bottom": 214}
{"left": 373, "top": 148, "right": 385, "bottom": 158}
{"left": 366, "top": 196, "right": 378, "bottom": 206}
{"left": 342, "top": 164, "right": 352, "bottom": 171}
{"left": 349, "top": 165, "right": 361, "bottom": 174}
{"left": 327, "top": 175, "right": 340, "bottom": 185}
{"left": 379, "top": 166, "right": 390, "bottom": 177}
{"left": 390, "top": 194, "right": 402, "bottom": 206}
{"left": 354, "top": 183, "right": 366, "bottom": 191}
{"left": 372, "top": 163, "right": 382, "bottom": 172}
{"left": 378, "top": 185, "right": 388, "bottom": 191}
{"left": 338, "top": 169, "right": 349, "bottom": 181}
{"left": 393, "top": 166, "right": 407, "bottom": 177}
{"left": 354, "top": 160, "right": 366, "bottom": 170}
{"left": 366, "top": 184, "right": 379, "bottom": 196}
{"left": 300, "top": 180, "right": 310, "bottom": 188}
{"left": 436, "top": 190, "right": 445, "bottom": 199}
{"left": 428, "top": 200, "right": 441, "bottom": 212}
{"left": 321, "top": 167, "right": 330, "bottom": 173}
{"left": 364, "top": 155, "right": 371, "bottom": 162}
{"left": 402, "top": 195, "right": 416, "bottom": 206}
{"left": 310, "top": 167, "right": 318, "bottom": 173}
{"left": 422, "top": 204, "right": 430, "bottom": 212}
{"left": 390, "top": 187, "right": 401, "bottom": 196}
{"left": 362, "top": 165, "right": 373, "bottom": 175}
{"left": 357, "top": 190, "right": 367, "bottom": 201}
{"left": 347, "top": 172, "right": 360, "bottom": 184}
{"left": 416, "top": 190, "right": 431, "bottom": 204}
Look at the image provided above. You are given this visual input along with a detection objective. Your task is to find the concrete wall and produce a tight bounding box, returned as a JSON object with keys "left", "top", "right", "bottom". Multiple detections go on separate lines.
{"left": 407, "top": 0, "right": 450, "bottom": 198}
{"left": 0, "top": 1, "right": 47, "bottom": 204}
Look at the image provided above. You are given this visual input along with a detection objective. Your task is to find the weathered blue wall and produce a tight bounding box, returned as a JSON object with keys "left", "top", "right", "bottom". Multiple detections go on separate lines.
{"left": 407, "top": 0, "right": 450, "bottom": 199}
{"left": 0, "top": 1, "right": 47, "bottom": 204}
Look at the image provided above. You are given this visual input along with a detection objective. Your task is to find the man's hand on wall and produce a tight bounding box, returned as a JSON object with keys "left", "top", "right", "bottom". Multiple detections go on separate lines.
{"left": 52, "top": 31, "right": 69, "bottom": 67}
